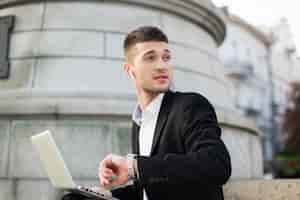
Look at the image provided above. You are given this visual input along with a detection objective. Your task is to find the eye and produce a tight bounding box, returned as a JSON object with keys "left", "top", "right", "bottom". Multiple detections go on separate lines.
{"left": 145, "top": 55, "right": 156, "bottom": 61}
{"left": 163, "top": 55, "right": 171, "bottom": 62}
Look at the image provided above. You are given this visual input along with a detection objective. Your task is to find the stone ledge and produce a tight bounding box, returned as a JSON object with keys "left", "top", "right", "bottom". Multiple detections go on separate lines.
{"left": 224, "top": 179, "right": 300, "bottom": 200}
{"left": 0, "top": 90, "right": 259, "bottom": 135}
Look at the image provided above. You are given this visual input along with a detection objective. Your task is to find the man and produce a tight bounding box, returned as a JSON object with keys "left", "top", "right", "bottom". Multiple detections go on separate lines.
{"left": 64, "top": 26, "right": 231, "bottom": 200}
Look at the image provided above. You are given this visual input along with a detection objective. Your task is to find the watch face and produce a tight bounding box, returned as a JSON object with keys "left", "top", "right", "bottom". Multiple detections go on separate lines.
{"left": 127, "top": 154, "right": 137, "bottom": 158}
{"left": 127, "top": 154, "right": 137, "bottom": 180}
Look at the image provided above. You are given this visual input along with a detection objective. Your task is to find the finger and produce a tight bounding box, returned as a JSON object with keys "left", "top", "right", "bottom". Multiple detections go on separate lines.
{"left": 103, "top": 168, "right": 113, "bottom": 174}
{"left": 100, "top": 177, "right": 107, "bottom": 186}
{"left": 100, "top": 174, "right": 115, "bottom": 186}
{"left": 103, "top": 172, "right": 113, "bottom": 179}
{"left": 99, "top": 171, "right": 108, "bottom": 186}
{"left": 98, "top": 154, "right": 120, "bottom": 187}
{"left": 99, "top": 168, "right": 111, "bottom": 176}
{"left": 99, "top": 162, "right": 111, "bottom": 177}
{"left": 99, "top": 155, "right": 114, "bottom": 172}
{"left": 104, "top": 179, "right": 110, "bottom": 185}
{"left": 100, "top": 178, "right": 110, "bottom": 187}
{"left": 98, "top": 170, "right": 104, "bottom": 181}
{"left": 103, "top": 168, "right": 113, "bottom": 176}
{"left": 99, "top": 169, "right": 114, "bottom": 183}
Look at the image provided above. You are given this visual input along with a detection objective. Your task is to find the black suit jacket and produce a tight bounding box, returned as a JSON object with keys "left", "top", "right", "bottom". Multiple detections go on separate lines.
{"left": 112, "top": 90, "right": 231, "bottom": 200}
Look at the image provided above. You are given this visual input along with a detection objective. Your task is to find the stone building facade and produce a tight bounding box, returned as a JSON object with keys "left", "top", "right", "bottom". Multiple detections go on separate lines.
{"left": 267, "top": 19, "right": 300, "bottom": 153}
{"left": 218, "top": 9, "right": 300, "bottom": 172}
{"left": 0, "top": 1, "right": 262, "bottom": 200}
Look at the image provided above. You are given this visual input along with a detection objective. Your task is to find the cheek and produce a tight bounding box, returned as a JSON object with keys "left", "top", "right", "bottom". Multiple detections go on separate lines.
{"left": 138, "top": 66, "right": 152, "bottom": 79}
{"left": 165, "top": 66, "right": 172, "bottom": 77}
{"left": 134, "top": 70, "right": 149, "bottom": 83}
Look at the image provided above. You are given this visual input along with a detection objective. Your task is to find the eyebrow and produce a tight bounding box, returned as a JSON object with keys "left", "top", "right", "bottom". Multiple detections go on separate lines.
{"left": 143, "top": 49, "right": 171, "bottom": 57}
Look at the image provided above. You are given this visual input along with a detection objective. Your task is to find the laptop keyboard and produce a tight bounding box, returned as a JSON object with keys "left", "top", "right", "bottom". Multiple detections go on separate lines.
{"left": 77, "top": 186, "right": 112, "bottom": 199}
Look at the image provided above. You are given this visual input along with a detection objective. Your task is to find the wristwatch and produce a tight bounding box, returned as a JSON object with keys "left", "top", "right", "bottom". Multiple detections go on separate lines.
{"left": 126, "top": 154, "right": 137, "bottom": 181}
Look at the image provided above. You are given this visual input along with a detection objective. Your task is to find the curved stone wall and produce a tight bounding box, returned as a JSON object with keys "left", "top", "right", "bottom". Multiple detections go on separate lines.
{"left": 0, "top": 1, "right": 263, "bottom": 199}
{"left": 0, "top": 0, "right": 231, "bottom": 112}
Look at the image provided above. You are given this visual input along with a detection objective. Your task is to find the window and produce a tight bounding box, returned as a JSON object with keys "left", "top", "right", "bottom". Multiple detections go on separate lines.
{"left": 0, "top": 15, "right": 14, "bottom": 79}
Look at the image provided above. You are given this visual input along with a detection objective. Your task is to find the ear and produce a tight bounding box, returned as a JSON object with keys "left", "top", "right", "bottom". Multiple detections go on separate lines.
{"left": 123, "top": 62, "right": 134, "bottom": 79}
{"left": 123, "top": 62, "right": 129, "bottom": 74}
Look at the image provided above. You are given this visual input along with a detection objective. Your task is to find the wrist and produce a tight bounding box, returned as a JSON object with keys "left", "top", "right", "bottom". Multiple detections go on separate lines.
{"left": 126, "top": 154, "right": 137, "bottom": 181}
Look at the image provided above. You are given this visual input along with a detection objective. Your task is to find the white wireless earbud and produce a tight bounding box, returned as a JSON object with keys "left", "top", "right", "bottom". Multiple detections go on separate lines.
{"left": 129, "top": 70, "right": 135, "bottom": 79}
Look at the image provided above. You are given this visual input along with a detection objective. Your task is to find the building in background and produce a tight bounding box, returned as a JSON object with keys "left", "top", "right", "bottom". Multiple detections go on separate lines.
{"left": 218, "top": 7, "right": 300, "bottom": 175}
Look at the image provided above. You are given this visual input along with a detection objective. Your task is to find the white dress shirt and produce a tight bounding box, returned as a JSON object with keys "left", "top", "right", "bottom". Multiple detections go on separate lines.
{"left": 132, "top": 93, "right": 165, "bottom": 200}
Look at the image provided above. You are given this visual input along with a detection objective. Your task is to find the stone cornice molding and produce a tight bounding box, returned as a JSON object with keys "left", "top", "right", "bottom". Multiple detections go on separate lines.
{"left": 226, "top": 14, "right": 272, "bottom": 46}
{"left": 0, "top": 0, "right": 226, "bottom": 45}
{"left": 0, "top": 90, "right": 259, "bottom": 136}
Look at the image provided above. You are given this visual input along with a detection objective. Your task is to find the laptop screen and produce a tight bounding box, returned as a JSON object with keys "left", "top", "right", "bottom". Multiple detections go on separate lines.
{"left": 31, "top": 130, "right": 76, "bottom": 189}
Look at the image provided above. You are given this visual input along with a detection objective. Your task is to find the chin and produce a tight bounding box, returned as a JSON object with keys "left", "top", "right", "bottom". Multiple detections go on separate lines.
{"left": 154, "top": 85, "right": 170, "bottom": 93}
{"left": 144, "top": 86, "right": 169, "bottom": 94}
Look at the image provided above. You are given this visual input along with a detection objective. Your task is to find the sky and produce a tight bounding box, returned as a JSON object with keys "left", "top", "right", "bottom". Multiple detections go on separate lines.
{"left": 212, "top": 0, "right": 300, "bottom": 55}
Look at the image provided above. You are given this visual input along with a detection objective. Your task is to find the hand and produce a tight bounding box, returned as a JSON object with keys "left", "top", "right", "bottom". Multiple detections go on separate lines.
{"left": 98, "top": 154, "right": 129, "bottom": 188}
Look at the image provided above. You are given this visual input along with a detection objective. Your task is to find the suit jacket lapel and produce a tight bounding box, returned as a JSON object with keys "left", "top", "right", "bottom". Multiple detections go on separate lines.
{"left": 132, "top": 122, "right": 140, "bottom": 155}
{"left": 150, "top": 90, "right": 174, "bottom": 155}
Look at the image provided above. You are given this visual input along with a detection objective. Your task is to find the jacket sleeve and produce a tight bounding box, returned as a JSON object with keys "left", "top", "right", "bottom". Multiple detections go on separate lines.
{"left": 136, "top": 95, "right": 231, "bottom": 187}
{"left": 111, "top": 183, "right": 140, "bottom": 200}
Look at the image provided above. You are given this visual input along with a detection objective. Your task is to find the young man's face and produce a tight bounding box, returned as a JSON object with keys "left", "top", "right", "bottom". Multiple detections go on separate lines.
{"left": 125, "top": 41, "right": 173, "bottom": 94}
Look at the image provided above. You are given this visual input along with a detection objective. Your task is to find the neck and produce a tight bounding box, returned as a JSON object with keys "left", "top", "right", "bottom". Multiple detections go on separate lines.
{"left": 136, "top": 90, "right": 161, "bottom": 111}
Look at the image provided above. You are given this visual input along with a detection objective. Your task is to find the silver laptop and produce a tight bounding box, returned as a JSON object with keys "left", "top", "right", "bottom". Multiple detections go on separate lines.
{"left": 31, "top": 130, "right": 119, "bottom": 200}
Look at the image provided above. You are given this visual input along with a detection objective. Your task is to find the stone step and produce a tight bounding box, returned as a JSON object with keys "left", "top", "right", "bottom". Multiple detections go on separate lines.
{"left": 224, "top": 179, "right": 300, "bottom": 200}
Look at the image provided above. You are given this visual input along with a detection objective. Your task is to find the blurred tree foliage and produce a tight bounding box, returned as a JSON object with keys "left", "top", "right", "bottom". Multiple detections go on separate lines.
{"left": 283, "top": 81, "right": 300, "bottom": 153}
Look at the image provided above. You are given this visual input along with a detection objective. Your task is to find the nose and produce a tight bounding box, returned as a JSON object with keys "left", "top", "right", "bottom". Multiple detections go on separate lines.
{"left": 155, "top": 58, "right": 169, "bottom": 70}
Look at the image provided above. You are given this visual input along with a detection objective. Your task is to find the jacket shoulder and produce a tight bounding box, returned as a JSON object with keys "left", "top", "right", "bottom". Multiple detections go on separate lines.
{"left": 172, "top": 91, "right": 214, "bottom": 108}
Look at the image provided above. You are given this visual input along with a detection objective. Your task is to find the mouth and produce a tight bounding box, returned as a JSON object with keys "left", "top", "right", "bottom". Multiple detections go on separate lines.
{"left": 153, "top": 75, "right": 169, "bottom": 80}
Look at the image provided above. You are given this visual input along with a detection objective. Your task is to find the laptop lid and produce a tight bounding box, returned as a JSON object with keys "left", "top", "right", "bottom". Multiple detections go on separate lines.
{"left": 31, "top": 130, "right": 76, "bottom": 189}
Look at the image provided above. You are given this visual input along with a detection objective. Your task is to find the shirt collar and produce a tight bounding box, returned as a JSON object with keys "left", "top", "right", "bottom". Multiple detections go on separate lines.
{"left": 132, "top": 93, "right": 165, "bottom": 126}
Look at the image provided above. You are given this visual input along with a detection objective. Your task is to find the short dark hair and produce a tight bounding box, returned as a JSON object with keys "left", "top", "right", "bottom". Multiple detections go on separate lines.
{"left": 123, "top": 26, "right": 168, "bottom": 59}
